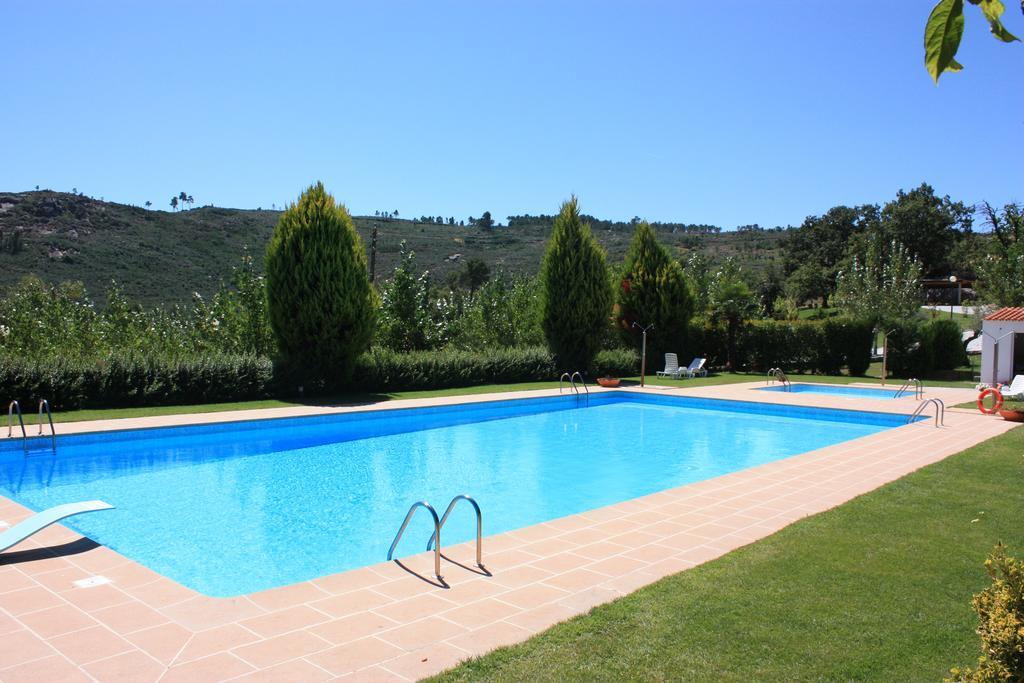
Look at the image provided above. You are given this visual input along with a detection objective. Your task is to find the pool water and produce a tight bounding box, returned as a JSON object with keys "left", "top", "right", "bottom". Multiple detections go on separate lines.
{"left": 0, "top": 393, "right": 912, "bottom": 596}
{"left": 759, "top": 383, "right": 906, "bottom": 399}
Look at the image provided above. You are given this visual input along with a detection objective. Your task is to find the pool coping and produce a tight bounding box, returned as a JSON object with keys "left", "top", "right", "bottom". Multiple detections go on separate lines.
{"left": 0, "top": 381, "right": 1013, "bottom": 682}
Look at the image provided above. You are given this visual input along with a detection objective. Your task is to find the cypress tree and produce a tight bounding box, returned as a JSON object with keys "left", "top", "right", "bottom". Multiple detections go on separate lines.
{"left": 540, "top": 197, "right": 613, "bottom": 371}
{"left": 617, "top": 221, "right": 695, "bottom": 362}
{"left": 265, "top": 182, "right": 378, "bottom": 384}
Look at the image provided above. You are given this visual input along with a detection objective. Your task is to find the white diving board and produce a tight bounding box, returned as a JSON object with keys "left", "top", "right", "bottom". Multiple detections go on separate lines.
{"left": 0, "top": 501, "right": 114, "bottom": 553}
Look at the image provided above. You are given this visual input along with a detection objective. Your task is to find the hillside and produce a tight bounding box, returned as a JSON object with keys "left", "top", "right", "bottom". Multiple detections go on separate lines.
{"left": 0, "top": 191, "right": 788, "bottom": 305}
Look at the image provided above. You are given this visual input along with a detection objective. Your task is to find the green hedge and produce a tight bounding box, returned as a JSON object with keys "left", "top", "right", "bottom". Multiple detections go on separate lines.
{"left": 0, "top": 353, "right": 274, "bottom": 411}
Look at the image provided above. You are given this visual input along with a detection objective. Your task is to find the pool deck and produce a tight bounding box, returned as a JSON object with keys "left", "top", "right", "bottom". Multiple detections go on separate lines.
{"left": 0, "top": 381, "right": 1014, "bottom": 682}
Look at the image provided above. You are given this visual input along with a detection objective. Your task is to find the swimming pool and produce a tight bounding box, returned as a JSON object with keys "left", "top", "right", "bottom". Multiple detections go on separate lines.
{"left": 0, "top": 393, "right": 914, "bottom": 596}
{"left": 759, "top": 383, "right": 906, "bottom": 399}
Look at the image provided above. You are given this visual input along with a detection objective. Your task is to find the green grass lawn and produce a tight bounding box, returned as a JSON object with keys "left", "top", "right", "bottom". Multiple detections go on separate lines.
{"left": 431, "top": 425, "right": 1024, "bottom": 682}
{"left": 15, "top": 368, "right": 980, "bottom": 426}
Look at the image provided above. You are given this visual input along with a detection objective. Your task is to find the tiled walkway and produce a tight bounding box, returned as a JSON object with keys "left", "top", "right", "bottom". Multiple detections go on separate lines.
{"left": 0, "top": 382, "right": 1014, "bottom": 681}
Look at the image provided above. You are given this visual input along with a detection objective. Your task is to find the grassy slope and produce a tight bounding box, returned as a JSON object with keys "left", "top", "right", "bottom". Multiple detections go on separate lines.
{"left": 0, "top": 191, "right": 786, "bottom": 305}
{"left": 432, "top": 426, "right": 1024, "bottom": 683}
{"left": 13, "top": 369, "right": 979, "bottom": 426}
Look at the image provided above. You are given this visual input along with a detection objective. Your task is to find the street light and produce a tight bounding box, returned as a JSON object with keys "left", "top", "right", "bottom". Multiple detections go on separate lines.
{"left": 948, "top": 275, "right": 959, "bottom": 319}
{"left": 632, "top": 322, "right": 654, "bottom": 387}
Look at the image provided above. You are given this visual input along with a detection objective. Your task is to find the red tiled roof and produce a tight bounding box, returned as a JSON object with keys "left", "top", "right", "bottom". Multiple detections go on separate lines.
{"left": 985, "top": 307, "right": 1024, "bottom": 321}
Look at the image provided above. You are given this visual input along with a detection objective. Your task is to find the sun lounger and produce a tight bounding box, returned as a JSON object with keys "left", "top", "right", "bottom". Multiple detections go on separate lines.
{"left": 680, "top": 357, "right": 707, "bottom": 378}
{"left": 0, "top": 500, "right": 113, "bottom": 553}
{"left": 656, "top": 353, "right": 681, "bottom": 378}
{"left": 1001, "top": 375, "right": 1024, "bottom": 400}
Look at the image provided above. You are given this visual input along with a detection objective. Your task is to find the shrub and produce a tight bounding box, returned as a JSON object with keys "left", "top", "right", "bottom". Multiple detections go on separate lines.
{"left": 948, "top": 544, "right": 1024, "bottom": 682}
{"left": 353, "top": 346, "right": 557, "bottom": 392}
{"left": 616, "top": 222, "right": 695, "bottom": 362}
{"left": 0, "top": 353, "right": 273, "bottom": 410}
{"left": 265, "top": 182, "right": 377, "bottom": 382}
{"left": 884, "top": 320, "right": 932, "bottom": 378}
{"left": 593, "top": 348, "right": 640, "bottom": 377}
{"left": 843, "top": 318, "right": 875, "bottom": 376}
{"left": 540, "top": 197, "right": 613, "bottom": 372}
{"left": 926, "top": 318, "right": 969, "bottom": 371}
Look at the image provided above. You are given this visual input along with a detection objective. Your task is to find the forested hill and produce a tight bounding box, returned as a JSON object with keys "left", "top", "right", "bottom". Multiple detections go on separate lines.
{"left": 0, "top": 191, "right": 788, "bottom": 305}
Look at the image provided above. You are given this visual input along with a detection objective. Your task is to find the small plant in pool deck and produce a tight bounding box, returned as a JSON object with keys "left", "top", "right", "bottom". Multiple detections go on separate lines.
{"left": 265, "top": 182, "right": 378, "bottom": 385}
{"left": 948, "top": 544, "right": 1024, "bottom": 682}
{"left": 539, "top": 196, "right": 613, "bottom": 371}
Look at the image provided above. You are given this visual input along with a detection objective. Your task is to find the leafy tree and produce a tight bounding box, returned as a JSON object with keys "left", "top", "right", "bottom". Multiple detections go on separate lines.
{"left": 453, "top": 258, "right": 490, "bottom": 291}
{"left": 925, "top": 0, "right": 1020, "bottom": 83}
{"left": 756, "top": 263, "right": 786, "bottom": 316}
{"left": 170, "top": 196, "right": 178, "bottom": 211}
{"left": 540, "top": 197, "right": 613, "bottom": 370}
{"left": 975, "top": 203, "right": 1024, "bottom": 306}
{"left": 875, "top": 183, "right": 972, "bottom": 276}
{"left": 782, "top": 205, "right": 875, "bottom": 296}
{"left": 681, "top": 251, "right": 713, "bottom": 315}
{"left": 144, "top": 200, "right": 152, "bottom": 208}
{"left": 708, "top": 260, "right": 756, "bottom": 369}
{"left": 265, "top": 182, "right": 377, "bottom": 382}
{"left": 478, "top": 211, "right": 494, "bottom": 229}
{"left": 377, "top": 242, "right": 431, "bottom": 351}
{"left": 785, "top": 262, "right": 830, "bottom": 306}
{"left": 616, "top": 221, "right": 695, "bottom": 361}
{"left": 187, "top": 194, "right": 194, "bottom": 209}
{"left": 834, "top": 235, "right": 923, "bottom": 324}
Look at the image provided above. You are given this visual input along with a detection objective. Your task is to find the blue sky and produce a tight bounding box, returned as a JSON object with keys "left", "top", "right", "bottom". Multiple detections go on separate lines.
{"left": 3, "top": 1, "right": 1021, "bottom": 228}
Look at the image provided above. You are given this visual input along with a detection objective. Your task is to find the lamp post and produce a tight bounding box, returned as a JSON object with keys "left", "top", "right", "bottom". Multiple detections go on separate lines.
{"left": 881, "top": 328, "right": 895, "bottom": 385}
{"left": 633, "top": 322, "right": 654, "bottom": 387}
{"left": 948, "top": 275, "right": 959, "bottom": 319}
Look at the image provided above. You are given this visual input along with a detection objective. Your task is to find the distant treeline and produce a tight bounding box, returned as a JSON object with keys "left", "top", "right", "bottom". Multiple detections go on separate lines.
{"left": 507, "top": 214, "right": 789, "bottom": 234}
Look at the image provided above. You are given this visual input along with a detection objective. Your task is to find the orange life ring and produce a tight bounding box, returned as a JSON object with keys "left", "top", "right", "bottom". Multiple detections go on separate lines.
{"left": 978, "top": 388, "right": 1004, "bottom": 414}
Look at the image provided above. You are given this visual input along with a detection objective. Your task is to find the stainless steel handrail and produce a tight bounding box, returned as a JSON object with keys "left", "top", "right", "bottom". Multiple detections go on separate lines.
{"left": 908, "top": 398, "right": 945, "bottom": 427}
{"left": 7, "top": 400, "right": 25, "bottom": 440}
{"left": 895, "top": 378, "right": 923, "bottom": 399}
{"left": 426, "top": 494, "right": 484, "bottom": 568}
{"left": 559, "top": 372, "right": 574, "bottom": 394}
{"left": 767, "top": 368, "right": 791, "bottom": 391}
{"left": 387, "top": 501, "right": 442, "bottom": 579}
{"left": 570, "top": 371, "right": 588, "bottom": 395}
{"left": 38, "top": 399, "right": 56, "bottom": 448}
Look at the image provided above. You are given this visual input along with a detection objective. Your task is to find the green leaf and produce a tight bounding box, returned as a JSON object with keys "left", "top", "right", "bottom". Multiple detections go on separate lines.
{"left": 925, "top": 0, "right": 966, "bottom": 83}
{"left": 979, "top": 0, "right": 1021, "bottom": 41}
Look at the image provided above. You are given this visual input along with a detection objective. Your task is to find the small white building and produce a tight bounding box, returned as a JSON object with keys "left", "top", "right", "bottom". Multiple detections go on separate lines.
{"left": 980, "top": 307, "right": 1024, "bottom": 384}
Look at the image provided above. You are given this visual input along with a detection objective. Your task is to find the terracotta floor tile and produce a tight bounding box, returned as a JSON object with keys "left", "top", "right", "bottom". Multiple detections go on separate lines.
{"left": 377, "top": 615, "right": 468, "bottom": 652}
{"left": 445, "top": 621, "right": 532, "bottom": 657}
{"left": 310, "top": 612, "right": 399, "bottom": 645}
{"left": 0, "top": 608, "right": 22, "bottom": 635}
{"left": 371, "top": 593, "right": 455, "bottom": 623}
{"left": 438, "top": 597, "right": 522, "bottom": 630}
{"left": 233, "top": 657, "right": 334, "bottom": 682}
{"left": 92, "top": 601, "right": 169, "bottom": 635}
{"left": 557, "top": 586, "right": 623, "bottom": 614}
{"left": 569, "top": 540, "right": 631, "bottom": 561}
{"left": 161, "top": 595, "right": 265, "bottom": 631}
{"left": 307, "top": 636, "right": 406, "bottom": 676}
{"left": 505, "top": 602, "right": 579, "bottom": 632}
{"left": 82, "top": 649, "right": 165, "bottom": 683}
{"left": 48, "top": 625, "right": 134, "bottom": 665}
{"left": 125, "top": 577, "right": 196, "bottom": 609}
{"left": 0, "top": 585, "right": 64, "bottom": 615}
{"left": 125, "top": 622, "right": 192, "bottom": 665}
{"left": 174, "top": 623, "right": 261, "bottom": 664}
{"left": 310, "top": 588, "right": 394, "bottom": 619}
{"left": 310, "top": 568, "right": 384, "bottom": 595}
{"left": 334, "top": 664, "right": 400, "bottom": 682}
{"left": 60, "top": 584, "right": 134, "bottom": 612}
{"left": 381, "top": 642, "right": 469, "bottom": 680}
{"left": 0, "top": 654, "right": 92, "bottom": 683}
{"left": 542, "top": 568, "right": 609, "bottom": 592}
{"left": 161, "top": 652, "right": 255, "bottom": 683}
{"left": 16, "top": 603, "right": 97, "bottom": 639}
{"left": 232, "top": 630, "right": 332, "bottom": 669}
{"left": 25, "top": 566, "right": 94, "bottom": 592}
{"left": 488, "top": 564, "right": 553, "bottom": 588}
{"left": 0, "top": 569, "right": 35, "bottom": 594}
{"left": 240, "top": 604, "right": 330, "bottom": 638}
{"left": 496, "top": 583, "right": 569, "bottom": 610}
{"left": 247, "top": 581, "right": 331, "bottom": 612}
{"left": 3, "top": 553, "right": 74, "bottom": 576}
{"left": 585, "top": 554, "right": 650, "bottom": 578}
{"left": 0, "top": 628, "right": 58, "bottom": 668}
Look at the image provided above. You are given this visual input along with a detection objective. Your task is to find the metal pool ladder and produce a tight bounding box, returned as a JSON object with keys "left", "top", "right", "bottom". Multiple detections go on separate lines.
{"left": 7, "top": 400, "right": 26, "bottom": 442}
{"left": 427, "top": 494, "right": 484, "bottom": 569}
{"left": 388, "top": 501, "right": 443, "bottom": 579}
{"left": 559, "top": 371, "right": 589, "bottom": 404}
{"left": 766, "top": 368, "right": 791, "bottom": 391}
{"left": 37, "top": 399, "right": 55, "bottom": 449}
{"left": 908, "top": 398, "right": 945, "bottom": 427}
{"left": 894, "top": 378, "right": 923, "bottom": 399}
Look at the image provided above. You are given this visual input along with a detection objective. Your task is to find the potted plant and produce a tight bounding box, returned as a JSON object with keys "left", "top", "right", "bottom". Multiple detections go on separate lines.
{"left": 998, "top": 399, "right": 1024, "bottom": 422}
{"left": 597, "top": 376, "right": 621, "bottom": 388}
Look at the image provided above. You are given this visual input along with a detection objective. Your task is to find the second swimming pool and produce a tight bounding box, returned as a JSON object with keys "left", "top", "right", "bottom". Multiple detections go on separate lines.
{"left": 0, "top": 392, "right": 915, "bottom": 596}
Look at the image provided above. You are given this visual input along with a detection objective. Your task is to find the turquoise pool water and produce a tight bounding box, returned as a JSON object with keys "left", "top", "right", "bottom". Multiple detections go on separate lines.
{"left": 0, "top": 393, "right": 912, "bottom": 596}
{"left": 759, "top": 383, "right": 905, "bottom": 399}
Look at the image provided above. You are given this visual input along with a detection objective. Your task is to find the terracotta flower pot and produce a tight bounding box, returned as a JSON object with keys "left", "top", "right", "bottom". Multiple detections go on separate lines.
{"left": 997, "top": 409, "right": 1024, "bottom": 422}
{"left": 597, "top": 377, "right": 621, "bottom": 388}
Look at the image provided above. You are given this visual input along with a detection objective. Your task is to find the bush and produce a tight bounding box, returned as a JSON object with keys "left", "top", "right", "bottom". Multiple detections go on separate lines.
{"left": 265, "top": 182, "right": 378, "bottom": 382}
{"left": 0, "top": 353, "right": 273, "bottom": 410}
{"left": 540, "top": 197, "right": 613, "bottom": 371}
{"left": 616, "top": 222, "right": 695, "bottom": 362}
{"left": 926, "top": 318, "right": 968, "bottom": 371}
{"left": 353, "top": 346, "right": 557, "bottom": 392}
{"left": 593, "top": 348, "right": 640, "bottom": 377}
{"left": 948, "top": 544, "right": 1024, "bottom": 682}
{"left": 885, "top": 320, "right": 932, "bottom": 378}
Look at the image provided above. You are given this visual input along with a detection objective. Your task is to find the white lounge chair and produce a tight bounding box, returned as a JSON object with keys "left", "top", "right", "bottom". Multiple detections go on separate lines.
{"left": 656, "top": 353, "right": 681, "bottom": 378}
{"left": 680, "top": 357, "right": 707, "bottom": 378}
{"left": 0, "top": 501, "right": 113, "bottom": 553}
{"left": 1001, "top": 375, "right": 1024, "bottom": 400}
